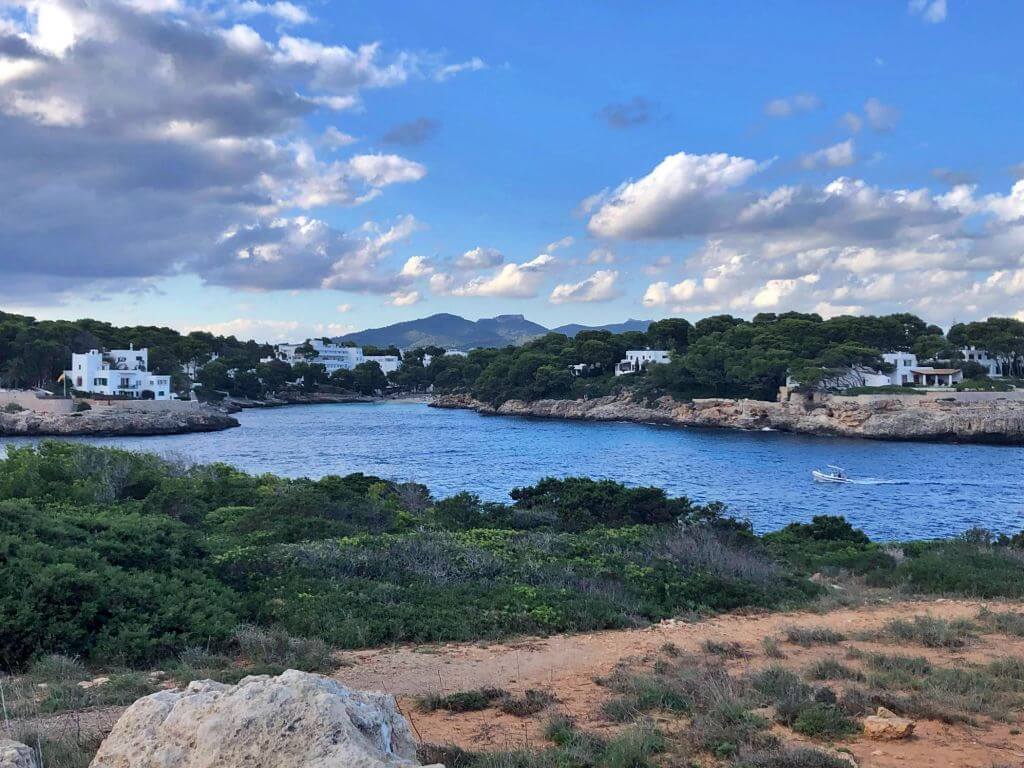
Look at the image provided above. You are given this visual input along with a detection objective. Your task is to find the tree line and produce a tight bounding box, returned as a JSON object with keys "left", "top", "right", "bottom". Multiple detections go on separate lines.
{"left": 3, "top": 310, "right": 1022, "bottom": 404}
{"left": 395, "top": 313, "right": 1024, "bottom": 405}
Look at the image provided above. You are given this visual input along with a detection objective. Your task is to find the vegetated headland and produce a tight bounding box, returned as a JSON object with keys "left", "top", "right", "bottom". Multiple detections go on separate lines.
{"left": 431, "top": 390, "right": 1024, "bottom": 444}
{"left": 6, "top": 441, "right": 1024, "bottom": 766}
{"left": 5, "top": 310, "right": 1024, "bottom": 441}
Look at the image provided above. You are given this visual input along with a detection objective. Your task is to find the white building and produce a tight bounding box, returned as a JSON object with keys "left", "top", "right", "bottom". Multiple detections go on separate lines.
{"left": 882, "top": 352, "right": 918, "bottom": 386}
{"left": 614, "top": 349, "right": 671, "bottom": 377}
{"left": 422, "top": 349, "right": 469, "bottom": 367}
{"left": 911, "top": 367, "right": 963, "bottom": 387}
{"left": 64, "top": 346, "right": 172, "bottom": 400}
{"left": 272, "top": 340, "right": 400, "bottom": 375}
{"left": 960, "top": 346, "right": 1001, "bottom": 377}
{"left": 275, "top": 340, "right": 365, "bottom": 375}
{"left": 364, "top": 355, "right": 400, "bottom": 374}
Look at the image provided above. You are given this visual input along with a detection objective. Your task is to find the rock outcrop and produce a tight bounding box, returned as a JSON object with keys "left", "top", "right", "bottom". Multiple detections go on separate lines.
{"left": 89, "top": 670, "right": 436, "bottom": 768}
{"left": 0, "top": 405, "right": 238, "bottom": 436}
{"left": 224, "top": 392, "right": 376, "bottom": 410}
{"left": 431, "top": 392, "right": 1024, "bottom": 445}
{"left": 0, "top": 740, "right": 38, "bottom": 768}
{"left": 863, "top": 706, "right": 916, "bottom": 740}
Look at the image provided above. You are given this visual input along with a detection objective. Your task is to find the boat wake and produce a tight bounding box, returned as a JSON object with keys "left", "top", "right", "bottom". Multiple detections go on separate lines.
{"left": 840, "top": 477, "right": 908, "bottom": 485}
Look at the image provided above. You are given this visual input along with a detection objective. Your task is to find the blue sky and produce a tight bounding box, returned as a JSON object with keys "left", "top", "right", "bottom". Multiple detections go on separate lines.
{"left": 3, "top": 0, "right": 1023, "bottom": 341}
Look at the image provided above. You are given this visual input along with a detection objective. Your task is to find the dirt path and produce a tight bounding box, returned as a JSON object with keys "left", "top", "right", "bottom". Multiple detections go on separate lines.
{"left": 334, "top": 598, "right": 1024, "bottom": 768}
{"left": 334, "top": 598, "right": 992, "bottom": 696}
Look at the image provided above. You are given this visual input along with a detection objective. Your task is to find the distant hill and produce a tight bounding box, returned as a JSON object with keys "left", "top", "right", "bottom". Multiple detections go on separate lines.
{"left": 551, "top": 319, "right": 652, "bottom": 337}
{"left": 335, "top": 313, "right": 548, "bottom": 349}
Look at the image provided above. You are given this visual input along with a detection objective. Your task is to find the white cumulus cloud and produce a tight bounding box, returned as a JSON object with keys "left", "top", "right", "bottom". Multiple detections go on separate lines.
{"left": 449, "top": 254, "right": 555, "bottom": 298}
{"left": 549, "top": 270, "right": 620, "bottom": 304}
{"left": 589, "top": 147, "right": 1024, "bottom": 322}
{"left": 587, "top": 151, "right": 762, "bottom": 239}
{"left": 801, "top": 140, "right": 855, "bottom": 170}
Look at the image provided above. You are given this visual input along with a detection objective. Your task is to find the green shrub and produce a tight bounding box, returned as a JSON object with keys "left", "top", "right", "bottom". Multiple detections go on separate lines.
{"left": 416, "top": 687, "right": 509, "bottom": 713}
{"left": 977, "top": 608, "right": 1024, "bottom": 636}
{"left": 736, "top": 745, "right": 855, "bottom": 767}
{"left": 6, "top": 729, "right": 102, "bottom": 768}
{"left": 791, "top": 703, "right": 858, "bottom": 739}
{"left": 415, "top": 723, "right": 661, "bottom": 768}
{"left": 807, "top": 657, "right": 864, "bottom": 682}
{"left": 881, "top": 615, "right": 975, "bottom": 648}
{"left": 702, "top": 640, "right": 748, "bottom": 659}
{"left": 232, "top": 625, "right": 337, "bottom": 674}
{"left": 898, "top": 542, "right": 1024, "bottom": 598}
{"left": 784, "top": 626, "right": 846, "bottom": 647}
{"left": 498, "top": 689, "right": 556, "bottom": 716}
{"left": 762, "top": 638, "right": 786, "bottom": 659}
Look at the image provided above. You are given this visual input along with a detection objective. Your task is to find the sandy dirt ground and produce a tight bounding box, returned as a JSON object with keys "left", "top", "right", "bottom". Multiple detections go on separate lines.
{"left": 334, "top": 598, "right": 1024, "bottom": 768}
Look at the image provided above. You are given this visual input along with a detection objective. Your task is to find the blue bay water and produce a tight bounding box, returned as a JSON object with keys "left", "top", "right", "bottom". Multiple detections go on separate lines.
{"left": 2, "top": 400, "right": 1022, "bottom": 539}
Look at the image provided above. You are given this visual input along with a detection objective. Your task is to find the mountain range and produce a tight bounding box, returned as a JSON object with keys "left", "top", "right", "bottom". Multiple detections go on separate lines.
{"left": 335, "top": 314, "right": 651, "bottom": 350}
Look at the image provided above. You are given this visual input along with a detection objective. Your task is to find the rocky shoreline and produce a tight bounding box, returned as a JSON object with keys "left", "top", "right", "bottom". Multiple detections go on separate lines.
{"left": 223, "top": 392, "right": 376, "bottom": 410}
{"left": 0, "top": 404, "right": 238, "bottom": 437}
{"left": 431, "top": 392, "right": 1024, "bottom": 445}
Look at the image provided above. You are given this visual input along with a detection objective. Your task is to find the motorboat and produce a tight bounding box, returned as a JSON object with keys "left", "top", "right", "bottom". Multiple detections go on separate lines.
{"left": 812, "top": 464, "right": 852, "bottom": 483}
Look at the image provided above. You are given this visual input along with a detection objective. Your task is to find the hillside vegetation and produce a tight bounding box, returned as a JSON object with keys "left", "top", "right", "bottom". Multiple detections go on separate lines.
{"left": 6, "top": 309, "right": 1023, "bottom": 407}
{"left": 394, "top": 313, "right": 1024, "bottom": 406}
{"left": 3, "top": 443, "right": 1024, "bottom": 671}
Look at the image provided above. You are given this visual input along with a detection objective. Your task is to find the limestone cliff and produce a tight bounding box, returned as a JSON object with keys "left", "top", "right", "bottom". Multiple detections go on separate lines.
{"left": 431, "top": 392, "right": 1024, "bottom": 444}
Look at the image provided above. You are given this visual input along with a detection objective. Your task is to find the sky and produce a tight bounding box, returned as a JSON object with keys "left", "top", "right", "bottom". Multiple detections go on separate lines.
{"left": 2, "top": 0, "right": 1024, "bottom": 342}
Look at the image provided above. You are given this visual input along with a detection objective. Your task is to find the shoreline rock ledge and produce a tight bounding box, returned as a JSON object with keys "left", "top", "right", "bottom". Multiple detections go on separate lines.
{"left": 0, "top": 404, "right": 238, "bottom": 437}
{"left": 431, "top": 392, "right": 1024, "bottom": 445}
{"left": 89, "top": 670, "right": 441, "bottom": 768}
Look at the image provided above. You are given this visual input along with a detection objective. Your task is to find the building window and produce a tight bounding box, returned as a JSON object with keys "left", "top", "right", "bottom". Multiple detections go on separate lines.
{"left": 93, "top": 378, "right": 107, "bottom": 386}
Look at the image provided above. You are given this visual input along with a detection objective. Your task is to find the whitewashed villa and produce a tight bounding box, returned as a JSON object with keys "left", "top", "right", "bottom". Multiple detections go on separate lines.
{"left": 614, "top": 349, "right": 671, "bottom": 377}
{"left": 270, "top": 339, "right": 400, "bottom": 375}
{"left": 64, "top": 346, "right": 172, "bottom": 399}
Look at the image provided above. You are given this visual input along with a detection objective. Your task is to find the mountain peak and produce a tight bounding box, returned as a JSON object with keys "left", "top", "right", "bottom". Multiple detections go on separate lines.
{"left": 336, "top": 314, "right": 653, "bottom": 350}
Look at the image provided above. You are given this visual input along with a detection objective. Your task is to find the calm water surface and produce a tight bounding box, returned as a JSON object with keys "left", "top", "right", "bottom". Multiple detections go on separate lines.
{"left": 2, "top": 401, "right": 1022, "bottom": 539}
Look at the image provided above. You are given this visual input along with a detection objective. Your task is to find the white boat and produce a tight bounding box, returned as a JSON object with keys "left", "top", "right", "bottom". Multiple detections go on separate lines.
{"left": 812, "top": 464, "right": 852, "bottom": 483}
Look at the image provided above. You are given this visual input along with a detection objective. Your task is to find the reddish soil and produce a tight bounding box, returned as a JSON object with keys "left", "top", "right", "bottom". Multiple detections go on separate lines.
{"left": 334, "top": 598, "right": 1024, "bottom": 767}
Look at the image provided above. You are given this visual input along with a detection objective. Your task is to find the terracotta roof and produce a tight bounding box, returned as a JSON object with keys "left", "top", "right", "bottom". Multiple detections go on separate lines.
{"left": 912, "top": 368, "right": 960, "bottom": 375}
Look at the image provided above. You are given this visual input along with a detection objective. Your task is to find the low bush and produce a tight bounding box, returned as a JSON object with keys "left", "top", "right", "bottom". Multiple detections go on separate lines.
{"left": 498, "top": 689, "right": 556, "bottom": 716}
{"left": 978, "top": 608, "right": 1024, "bottom": 636}
{"left": 703, "top": 640, "right": 749, "bottom": 659}
{"left": 791, "top": 703, "right": 858, "bottom": 739}
{"left": 599, "top": 671, "right": 693, "bottom": 720}
{"left": 735, "top": 745, "right": 856, "bottom": 768}
{"left": 784, "top": 626, "right": 846, "bottom": 647}
{"left": 898, "top": 541, "right": 1024, "bottom": 598}
{"left": 232, "top": 625, "right": 337, "bottom": 674}
{"left": 880, "top": 615, "right": 975, "bottom": 649}
{"left": 807, "top": 657, "right": 864, "bottom": 682}
{"left": 417, "top": 720, "right": 663, "bottom": 768}
{"left": 416, "top": 687, "right": 508, "bottom": 713}
{"left": 762, "top": 638, "right": 786, "bottom": 659}
{"left": 691, "top": 699, "right": 771, "bottom": 758}
{"left": 5, "top": 729, "right": 102, "bottom": 768}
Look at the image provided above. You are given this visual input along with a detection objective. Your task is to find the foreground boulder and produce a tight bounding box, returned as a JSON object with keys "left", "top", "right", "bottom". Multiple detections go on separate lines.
{"left": 0, "top": 741, "right": 38, "bottom": 768}
{"left": 90, "top": 670, "right": 437, "bottom": 768}
{"left": 863, "top": 706, "right": 916, "bottom": 740}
